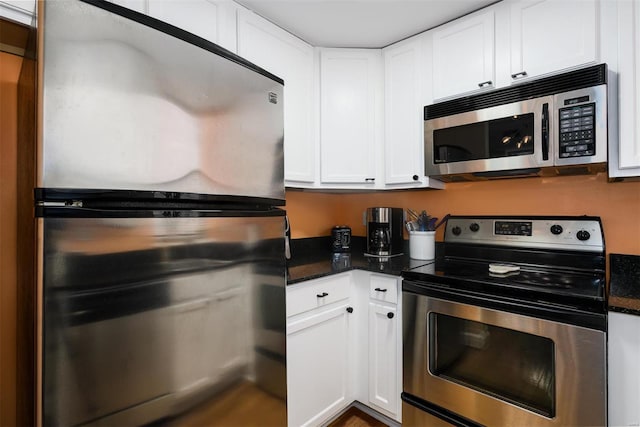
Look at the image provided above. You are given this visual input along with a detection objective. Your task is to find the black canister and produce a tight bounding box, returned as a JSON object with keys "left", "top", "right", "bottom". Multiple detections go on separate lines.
{"left": 331, "top": 226, "right": 351, "bottom": 252}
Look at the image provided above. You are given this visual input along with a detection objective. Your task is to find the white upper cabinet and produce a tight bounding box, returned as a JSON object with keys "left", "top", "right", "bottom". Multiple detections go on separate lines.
{"left": 0, "top": 0, "right": 35, "bottom": 25}
{"left": 509, "top": 0, "right": 598, "bottom": 82}
{"left": 105, "top": 0, "right": 147, "bottom": 14}
{"left": 147, "top": 0, "right": 238, "bottom": 52}
{"left": 383, "top": 34, "right": 428, "bottom": 186}
{"left": 320, "top": 49, "right": 382, "bottom": 185}
{"left": 432, "top": 9, "right": 495, "bottom": 100}
{"left": 610, "top": 0, "right": 640, "bottom": 178}
{"left": 237, "top": 9, "right": 316, "bottom": 184}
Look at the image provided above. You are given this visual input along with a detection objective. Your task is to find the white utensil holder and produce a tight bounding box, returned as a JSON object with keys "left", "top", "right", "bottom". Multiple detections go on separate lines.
{"left": 409, "top": 231, "right": 435, "bottom": 260}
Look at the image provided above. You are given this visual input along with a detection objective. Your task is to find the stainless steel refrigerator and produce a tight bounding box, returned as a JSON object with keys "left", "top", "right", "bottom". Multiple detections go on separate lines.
{"left": 36, "top": 1, "right": 287, "bottom": 425}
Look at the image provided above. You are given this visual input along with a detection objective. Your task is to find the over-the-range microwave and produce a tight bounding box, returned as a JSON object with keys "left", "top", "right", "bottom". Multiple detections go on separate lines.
{"left": 424, "top": 64, "right": 609, "bottom": 181}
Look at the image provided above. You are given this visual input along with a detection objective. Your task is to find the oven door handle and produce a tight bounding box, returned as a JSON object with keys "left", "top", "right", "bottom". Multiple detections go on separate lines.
{"left": 401, "top": 393, "right": 482, "bottom": 427}
{"left": 402, "top": 280, "right": 606, "bottom": 331}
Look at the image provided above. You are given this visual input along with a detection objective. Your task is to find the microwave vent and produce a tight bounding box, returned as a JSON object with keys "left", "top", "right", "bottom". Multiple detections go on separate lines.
{"left": 425, "top": 64, "right": 607, "bottom": 120}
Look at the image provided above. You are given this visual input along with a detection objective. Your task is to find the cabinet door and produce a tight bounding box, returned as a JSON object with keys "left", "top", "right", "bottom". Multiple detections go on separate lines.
{"left": 320, "top": 49, "right": 381, "bottom": 185}
{"left": 610, "top": 0, "right": 640, "bottom": 177}
{"left": 237, "top": 10, "right": 316, "bottom": 183}
{"left": 608, "top": 311, "right": 640, "bottom": 427}
{"left": 147, "top": 0, "right": 237, "bottom": 52}
{"left": 0, "top": 0, "right": 35, "bottom": 25}
{"left": 510, "top": 0, "right": 598, "bottom": 82}
{"left": 368, "top": 302, "right": 398, "bottom": 415}
{"left": 287, "top": 304, "right": 351, "bottom": 427}
{"left": 383, "top": 36, "right": 426, "bottom": 185}
{"left": 105, "top": 0, "right": 146, "bottom": 13}
{"left": 210, "top": 287, "right": 249, "bottom": 376}
{"left": 172, "top": 297, "right": 215, "bottom": 398}
{"left": 432, "top": 10, "right": 495, "bottom": 100}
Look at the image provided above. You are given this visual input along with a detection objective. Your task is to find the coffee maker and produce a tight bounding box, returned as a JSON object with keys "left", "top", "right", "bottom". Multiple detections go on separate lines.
{"left": 366, "top": 207, "right": 404, "bottom": 256}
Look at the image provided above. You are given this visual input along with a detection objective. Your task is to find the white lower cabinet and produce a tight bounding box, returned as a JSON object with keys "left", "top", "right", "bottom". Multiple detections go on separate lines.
{"left": 368, "top": 302, "right": 398, "bottom": 415}
{"left": 608, "top": 311, "right": 640, "bottom": 427}
{"left": 287, "top": 303, "right": 352, "bottom": 427}
{"left": 286, "top": 271, "right": 402, "bottom": 426}
{"left": 367, "top": 274, "right": 401, "bottom": 421}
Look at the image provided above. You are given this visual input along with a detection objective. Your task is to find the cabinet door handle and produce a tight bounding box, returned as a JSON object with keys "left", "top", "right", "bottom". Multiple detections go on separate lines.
{"left": 412, "top": 174, "right": 419, "bottom": 181}
{"left": 511, "top": 71, "right": 528, "bottom": 79}
{"left": 542, "top": 102, "right": 549, "bottom": 161}
{"left": 374, "top": 288, "right": 387, "bottom": 292}
{"left": 477, "top": 80, "right": 493, "bottom": 88}
{"left": 364, "top": 178, "right": 375, "bottom": 183}
{"left": 316, "top": 292, "right": 328, "bottom": 298}
{"left": 387, "top": 312, "right": 394, "bottom": 319}
{"left": 346, "top": 306, "right": 354, "bottom": 313}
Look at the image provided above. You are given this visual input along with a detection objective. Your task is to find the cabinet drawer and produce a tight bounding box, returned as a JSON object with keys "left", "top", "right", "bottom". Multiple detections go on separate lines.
{"left": 369, "top": 275, "right": 398, "bottom": 304}
{"left": 287, "top": 274, "right": 351, "bottom": 317}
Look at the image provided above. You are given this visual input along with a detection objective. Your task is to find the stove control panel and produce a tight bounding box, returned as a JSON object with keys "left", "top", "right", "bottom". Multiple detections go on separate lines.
{"left": 444, "top": 216, "right": 604, "bottom": 252}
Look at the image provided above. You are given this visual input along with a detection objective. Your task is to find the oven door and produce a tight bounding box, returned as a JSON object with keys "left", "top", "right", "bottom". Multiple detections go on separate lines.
{"left": 424, "top": 95, "right": 554, "bottom": 178}
{"left": 402, "top": 283, "right": 606, "bottom": 427}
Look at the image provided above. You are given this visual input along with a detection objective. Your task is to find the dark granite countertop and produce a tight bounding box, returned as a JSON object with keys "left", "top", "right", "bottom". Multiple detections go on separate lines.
{"left": 609, "top": 253, "right": 640, "bottom": 316}
{"left": 286, "top": 236, "right": 435, "bottom": 285}
{"left": 288, "top": 242, "right": 640, "bottom": 317}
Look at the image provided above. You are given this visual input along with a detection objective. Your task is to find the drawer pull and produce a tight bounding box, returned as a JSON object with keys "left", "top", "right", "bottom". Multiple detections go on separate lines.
{"left": 346, "top": 307, "right": 354, "bottom": 313}
{"left": 511, "top": 71, "right": 528, "bottom": 79}
{"left": 374, "top": 288, "right": 387, "bottom": 292}
{"left": 387, "top": 312, "right": 394, "bottom": 319}
{"left": 477, "top": 80, "right": 493, "bottom": 87}
{"left": 316, "top": 292, "right": 328, "bottom": 298}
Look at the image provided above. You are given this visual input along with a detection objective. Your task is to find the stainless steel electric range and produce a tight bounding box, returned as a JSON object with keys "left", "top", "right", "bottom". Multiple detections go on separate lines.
{"left": 402, "top": 216, "right": 607, "bottom": 427}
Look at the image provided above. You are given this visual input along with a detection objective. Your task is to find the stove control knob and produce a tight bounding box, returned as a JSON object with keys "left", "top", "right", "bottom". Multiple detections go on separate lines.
{"left": 550, "top": 224, "right": 563, "bottom": 235}
{"left": 576, "top": 230, "right": 591, "bottom": 241}
{"left": 469, "top": 223, "right": 480, "bottom": 232}
{"left": 452, "top": 226, "right": 462, "bottom": 236}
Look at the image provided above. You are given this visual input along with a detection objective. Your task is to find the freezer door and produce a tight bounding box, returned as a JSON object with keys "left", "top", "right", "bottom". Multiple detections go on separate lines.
{"left": 40, "top": 0, "right": 284, "bottom": 202}
{"left": 40, "top": 213, "right": 286, "bottom": 426}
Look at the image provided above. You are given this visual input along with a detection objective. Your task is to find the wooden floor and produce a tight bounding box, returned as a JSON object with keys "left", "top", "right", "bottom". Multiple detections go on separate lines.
{"left": 167, "top": 381, "right": 287, "bottom": 427}
{"left": 328, "top": 406, "right": 388, "bottom": 427}
{"left": 158, "top": 380, "right": 386, "bottom": 427}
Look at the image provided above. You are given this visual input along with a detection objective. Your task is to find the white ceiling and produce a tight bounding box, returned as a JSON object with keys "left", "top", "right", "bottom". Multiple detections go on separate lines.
{"left": 236, "top": 0, "right": 498, "bottom": 48}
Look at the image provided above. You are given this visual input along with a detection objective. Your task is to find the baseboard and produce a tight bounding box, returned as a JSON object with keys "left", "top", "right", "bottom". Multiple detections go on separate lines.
{"left": 321, "top": 400, "right": 400, "bottom": 427}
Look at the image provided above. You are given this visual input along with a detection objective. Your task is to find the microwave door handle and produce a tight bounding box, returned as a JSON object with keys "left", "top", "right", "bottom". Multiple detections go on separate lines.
{"left": 542, "top": 103, "right": 550, "bottom": 161}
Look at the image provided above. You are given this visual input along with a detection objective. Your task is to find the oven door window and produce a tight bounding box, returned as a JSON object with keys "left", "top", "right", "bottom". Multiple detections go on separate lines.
{"left": 428, "top": 313, "right": 555, "bottom": 417}
{"left": 433, "top": 113, "right": 534, "bottom": 163}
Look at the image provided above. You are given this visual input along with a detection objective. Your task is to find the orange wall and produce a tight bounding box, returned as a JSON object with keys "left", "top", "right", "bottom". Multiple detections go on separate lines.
{"left": 285, "top": 172, "right": 640, "bottom": 255}
{"left": 0, "top": 51, "right": 22, "bottom": 427}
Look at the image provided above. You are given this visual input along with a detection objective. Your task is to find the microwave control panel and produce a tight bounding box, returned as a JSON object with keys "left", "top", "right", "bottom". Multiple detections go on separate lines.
{"left": 559, "top": 102, "right": 595, "bottom": 158}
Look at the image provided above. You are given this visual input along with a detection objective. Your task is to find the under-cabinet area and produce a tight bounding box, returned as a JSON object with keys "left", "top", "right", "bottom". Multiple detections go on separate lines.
{"left": 286, "top": 272, "right": 402, "bottom": 427}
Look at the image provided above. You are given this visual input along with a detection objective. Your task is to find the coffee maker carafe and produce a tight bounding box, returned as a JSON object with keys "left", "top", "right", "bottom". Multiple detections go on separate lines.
{"left": 366, "top": 207, "right": 404, "bottom": 256}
